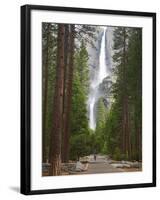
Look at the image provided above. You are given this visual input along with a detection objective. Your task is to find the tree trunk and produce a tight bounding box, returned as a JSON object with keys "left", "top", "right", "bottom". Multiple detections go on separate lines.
{"left": 61, "top": 25, "right": 69, "bottom": 162}
{"left": 62, "top": 25, "right": 75, "bottom": 163}
{"left": 121, "top": 28, "right": 127, "bottom": 155}
{"left": 42, "top": 24, "right": 51, "bottom": 163}
{"left": 49, "top": 24, "right": 65, "bottom": 175}
{"left": 121, "top": 28, "right": 130, "bottom": 159}
{"left": 137, "top": 124, "right": 142, "bottom": 160}
{"left": 124, "top": 95, "right": 131, "bottom": 159}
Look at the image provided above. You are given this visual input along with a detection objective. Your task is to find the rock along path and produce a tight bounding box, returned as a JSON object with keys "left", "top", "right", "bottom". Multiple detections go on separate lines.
{"left": 75, "top": 155, "right": 124, "bottom": 175}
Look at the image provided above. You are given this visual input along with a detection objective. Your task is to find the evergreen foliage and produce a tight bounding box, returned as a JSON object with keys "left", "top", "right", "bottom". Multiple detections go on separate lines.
{"left": 104, "top": 27, "right": 142, "bottom": 161}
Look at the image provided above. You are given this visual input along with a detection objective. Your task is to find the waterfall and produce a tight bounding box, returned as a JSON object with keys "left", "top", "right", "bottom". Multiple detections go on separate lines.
{"left": 88, "top": 27, "right": 109, "bottom": 130}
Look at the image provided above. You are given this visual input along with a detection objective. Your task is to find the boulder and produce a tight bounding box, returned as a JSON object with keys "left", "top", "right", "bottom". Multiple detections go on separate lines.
{"left": 111, "top": 163, "right": 131, "bottom": 168}
{"left": 75, "top": 161, "right": 88, "bottom": 172}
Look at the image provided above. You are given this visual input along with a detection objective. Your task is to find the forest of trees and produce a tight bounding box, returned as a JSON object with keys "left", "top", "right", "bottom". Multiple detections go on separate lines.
{"left": 42, "top": 23, "right": 142, "bottom": 176}
{"left": 42, "top": 23, "right": 98, "bottom": 175}
{"left": 97, "top": 27, "right": 142, "bottom": 161}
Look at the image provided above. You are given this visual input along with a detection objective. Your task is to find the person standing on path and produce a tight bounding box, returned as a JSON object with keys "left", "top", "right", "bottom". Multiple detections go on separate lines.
{"left": 94, "top": 154, "right": 96, "bottom": 161}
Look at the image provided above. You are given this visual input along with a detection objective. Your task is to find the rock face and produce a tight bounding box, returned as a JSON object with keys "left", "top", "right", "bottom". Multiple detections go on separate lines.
{"left": 99, "top": 76, "right": 112, "bottom": 108}
{"left": 105, "top": 27, "right": 114, "bottom": 74}
{"left": 87, "top": 27, "right": 102, "bottom": 76}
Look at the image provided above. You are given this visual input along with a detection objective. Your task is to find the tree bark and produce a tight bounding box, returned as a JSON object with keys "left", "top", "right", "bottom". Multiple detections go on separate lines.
{"left": 121, "top": 28, "right": 127, "bottom": 155}
{"left": 61, "top": 25, "right": 69, "bottom": 162}
{"left": 121, "top": 28, "right": 130, "bottom": 159}
{"left": 49, "top": 24, "right": 65, "bottom": 175}
{"left": 62, "top": 25, "right": 75, "bottom": 163}
{"left": 42, "top": 24, "right": 51, "bottom": 163}
{"left": 124, "top": 95, "right": 131, "bottom": 159}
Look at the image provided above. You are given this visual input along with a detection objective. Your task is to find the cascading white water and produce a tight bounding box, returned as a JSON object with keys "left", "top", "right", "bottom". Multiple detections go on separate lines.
{"left": 88, "top": 27, "right": 109, "bottom": 130}
{"left": 98, "top": 28, "right": 108, "bottom": 84}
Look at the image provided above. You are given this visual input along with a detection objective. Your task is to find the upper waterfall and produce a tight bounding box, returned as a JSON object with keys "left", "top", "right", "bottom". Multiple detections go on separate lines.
{"left": 88, "top": 27, "right": 110, "bottom": 130}
{"left": 98, "top": 27, "right": 108, "bottom": 84}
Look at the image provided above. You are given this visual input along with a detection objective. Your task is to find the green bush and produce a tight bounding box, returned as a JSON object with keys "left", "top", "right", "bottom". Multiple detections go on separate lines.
{"left": 113, "top": 147, "right": 121, "bottom": 160}
{"left": 69, "top": 134, "right": 91, "bottom": 161}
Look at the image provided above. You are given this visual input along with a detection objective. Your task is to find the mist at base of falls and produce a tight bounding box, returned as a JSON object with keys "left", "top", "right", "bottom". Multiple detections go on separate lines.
{"left": 88, "top": 27, "right": 112, "bottom": 130}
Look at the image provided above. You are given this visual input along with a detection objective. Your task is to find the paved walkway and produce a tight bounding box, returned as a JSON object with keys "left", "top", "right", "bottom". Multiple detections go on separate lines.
{"left": 75, "top": 155, "right": 124, "bottom": 175}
